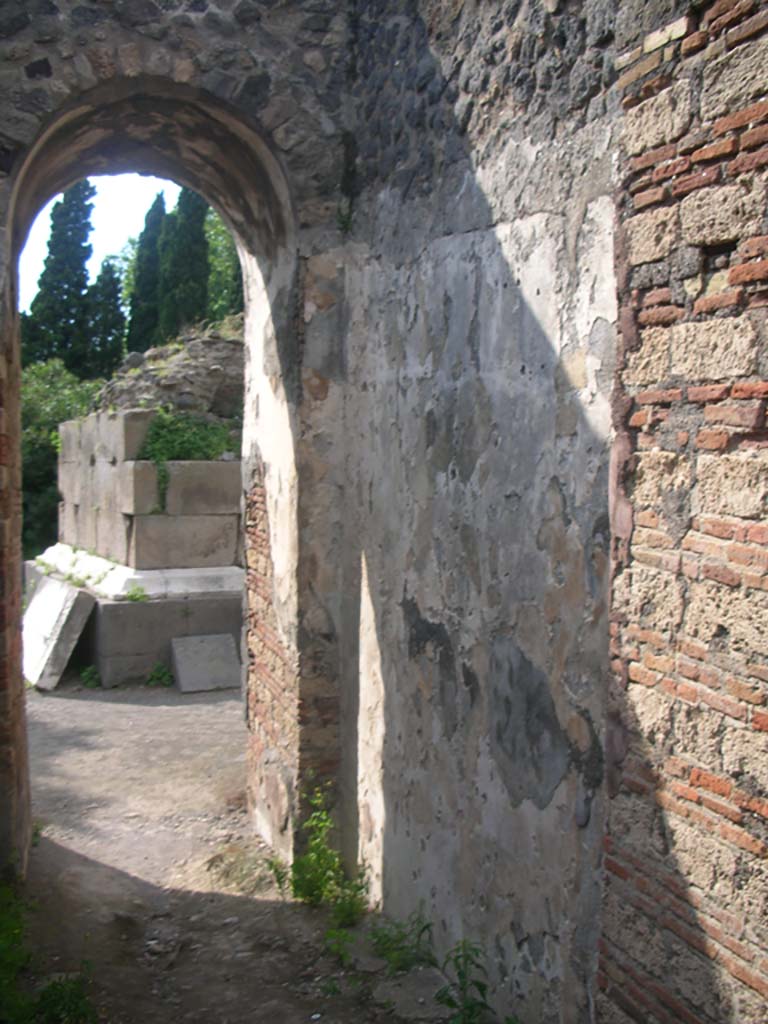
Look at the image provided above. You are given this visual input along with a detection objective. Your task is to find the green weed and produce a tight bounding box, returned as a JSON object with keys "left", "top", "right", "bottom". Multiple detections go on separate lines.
{"left": 124, "top": 585, "right": 147, "bottom": 603}
{"left": 324, "top": 927, "right": 353, "bottom": 967}
{"left": 436, "top": 940, "right": 494, "bottom": 1024}
{"left": 290, "top": 786, "right": 368, "bottom": 926}
{"left": 80, "top": 667, "right": 100, "bottom": 689}
{"left": 266, "top": 856, "right": 289, "bottom": 898}
{"left": 370, "top": 911, "right": 435, "bottom": 974}
{"left": 145, "top": 663, "right": 173, "bottom": 688}
{"left": 34, "top": 975, "right": 97, "bottom": 1024}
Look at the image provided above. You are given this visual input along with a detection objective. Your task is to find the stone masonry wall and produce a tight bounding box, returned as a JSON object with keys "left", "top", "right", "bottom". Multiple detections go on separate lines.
{"left": 606, "top": 5, "right": 768, "bottom": 1023}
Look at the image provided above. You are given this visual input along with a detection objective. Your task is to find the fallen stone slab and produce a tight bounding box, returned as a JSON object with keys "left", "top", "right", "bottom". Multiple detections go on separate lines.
{"left": 23, "top": 577, "right": 95, "bottom": 690}
{"left": 171, "top": 634, "right": 241, "bottom": 693}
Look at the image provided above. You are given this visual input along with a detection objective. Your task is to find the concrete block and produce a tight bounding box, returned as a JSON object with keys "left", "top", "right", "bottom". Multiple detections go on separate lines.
{"left": 118, "top": 461, "right": 159, "bottom": 514}
{"left": 165, "top": 461, "right": 241, "bottom": 515}
{"left": 128, "top": 514, "right": 240, "bottom": 569}
{"left": 23, "top": 577, "right": 95, "bottom": 690}
{"left": 171, "top": 633, "right": 241, "bottom": 692}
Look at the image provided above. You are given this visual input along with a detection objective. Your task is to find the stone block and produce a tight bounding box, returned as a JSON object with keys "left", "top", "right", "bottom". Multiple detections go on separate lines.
{"left": 702, "top": 34, "right": 768, "bottom": 120}
{"left": 128, "top": 514, "right": 240, "bottom": 569}
{"left": 22, "top": 577, "right": 95, "bottom": 690}
{"left": 77, "top": 502, "right": 98, "bottom": 554}
{"left": 695, "top": 452, "right": 768, "bottom": 518}
{"left": 118, "top": 461, "right": 159, "bottom": 514}
{"left": 622, "top": 80, "right": 692, "bottom": 156}
{"left": 165, "top": 461, "right": 241, "bottom": 515}
{"left": 93, "top": 409, "right": 155, "bottom": 463}
{"left": 96, "top": 511, "right": 130, "bottom": 564}
{"left": 58, "top": 501, "right": 77, "bottom": 547}
{"left": 627, "top": 207, "right": 678, "bottom": 266}
{"left": 89, "top": 595, "right": 242, "bottom": 687}
{"left": 624, "top": 564, "right": 685, "bottom": 629}
{"left": 670, "top": 319, "right": 757, "bottom": 381}
{"left": 680, "top": 182, "right": 765, "bottom": 246}
{"left": 58, "top": 419, "right": 81, "bottom": 463}
{"left": 624, "top": 327, "right": 670, "bottom": 385}
{"left": 633, "top": 450, "right": 691, "bottom": 507}
{"left": 171, "top": 633, "right": 241, "bottom": 692}
{"left": 685, "top": 580, "right": 768, "bottom": 659}
{"left": 58, "top": 460, "right": 82, "bottom": 506}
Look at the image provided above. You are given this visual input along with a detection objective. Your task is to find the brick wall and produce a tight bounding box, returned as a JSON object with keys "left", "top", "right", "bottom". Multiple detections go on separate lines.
{"left": 244, "top": 472, "right": 299, "bottom": 860}
{"left": 605, "top": 3, "right": 768, "bottom": 1021}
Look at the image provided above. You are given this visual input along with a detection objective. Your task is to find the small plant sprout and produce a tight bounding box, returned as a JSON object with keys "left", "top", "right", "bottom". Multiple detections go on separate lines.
{"left": 436, "top": 940, "right": 495, "bottom": 1024}
{"left": 125, "top": 584, "right": 148, "bottom": 602}
{"left": 370, "top": 910, "right": 435, "bottom": 974}
{"left": 324, "top": 927, "right": 354, "bottom": 967}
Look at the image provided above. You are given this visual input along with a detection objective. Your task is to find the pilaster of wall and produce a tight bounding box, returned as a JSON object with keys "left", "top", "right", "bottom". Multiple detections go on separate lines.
{"left": 606, "top": 5, "right": 768, "bottom": 1021}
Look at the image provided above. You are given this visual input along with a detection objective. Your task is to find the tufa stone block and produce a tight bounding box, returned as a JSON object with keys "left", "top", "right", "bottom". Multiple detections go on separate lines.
{"left": 622, "top": 81, "right": 692, "bottom": 157}
{"left": 669, "top": 319, "right": 757, "bottom": 381}
{"left": 695, "top": 452, "right": 768, "bottom": 519}
{"left": 680, "top": 182, "right": 766, "bottom": 246}
{"left": 171, "top": 633, "right": 241, "bottom": 692}
{"left": 627, "top": 207, "right": 678, "bottom": 266}
{"left": 23, "top": 577, "right": 95, "bottom": 690}
{"left": 702, "top": 33, "right": 768, "bottom": 121}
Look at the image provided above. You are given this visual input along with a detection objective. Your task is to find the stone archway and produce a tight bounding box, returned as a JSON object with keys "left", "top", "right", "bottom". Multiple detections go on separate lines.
{"left": 0, "top": 74, "right": 324, "bottom": 873}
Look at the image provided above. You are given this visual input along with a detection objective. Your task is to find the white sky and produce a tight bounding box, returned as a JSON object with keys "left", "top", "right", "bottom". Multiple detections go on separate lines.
{"left": 18, "top": 173, "right": 182, "bottom": 313}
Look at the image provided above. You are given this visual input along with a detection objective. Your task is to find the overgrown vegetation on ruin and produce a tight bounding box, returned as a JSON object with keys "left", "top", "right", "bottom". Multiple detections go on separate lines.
{"left": 137, "top": 408, "right": 234, "bottom": 510}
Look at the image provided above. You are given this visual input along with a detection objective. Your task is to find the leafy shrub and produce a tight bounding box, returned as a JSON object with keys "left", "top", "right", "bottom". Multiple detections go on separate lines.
{"left": 21, "top": 361, "right": 101, "bottom": 558}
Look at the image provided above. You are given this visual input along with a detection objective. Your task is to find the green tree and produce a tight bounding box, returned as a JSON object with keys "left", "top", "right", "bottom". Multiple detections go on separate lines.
{"left": 86, "top": 259, "right": 125, "bottom": 377}
{"left": 205, "top": 208, "right": 243, "bottom": 321}
{"left": 22, "top": 179, "right": 95, "bottom": 376}
{"left": 126, "top": 193, "right": 165, "bottom": 352}
{"left": 110, "top": 236, "right": 138, "bottom": 311}
{"left": 21, "top": 360, "right": 102, "bottom": 557}
{"left": 157, "top": 187, "right": 209, "bottom": 341}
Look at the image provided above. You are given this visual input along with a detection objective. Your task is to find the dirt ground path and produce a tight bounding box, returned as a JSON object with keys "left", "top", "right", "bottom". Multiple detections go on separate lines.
{"left": 23, "top": 678, "right": 426, "bottom": 1024}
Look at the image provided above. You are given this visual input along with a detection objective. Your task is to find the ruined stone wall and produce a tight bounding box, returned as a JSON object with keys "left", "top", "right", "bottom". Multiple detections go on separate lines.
{"left": 332, "top": 2, "right": 623, "bottom": 1018}
{"left": 606, "top": 6, "right": 768, "bottom": 1022}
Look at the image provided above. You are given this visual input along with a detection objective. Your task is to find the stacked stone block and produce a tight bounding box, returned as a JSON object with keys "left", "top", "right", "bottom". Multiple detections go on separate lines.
{"left": 58, "top": 411, "right": 241, "bottom": 570}
{"left": 606, "top": 5, "right": 768, "bottom": 1021}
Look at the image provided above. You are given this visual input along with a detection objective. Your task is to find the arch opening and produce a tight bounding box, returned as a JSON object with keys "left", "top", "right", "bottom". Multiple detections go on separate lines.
{"left": 3, "top": 77, "right": 303, "bottom": 873}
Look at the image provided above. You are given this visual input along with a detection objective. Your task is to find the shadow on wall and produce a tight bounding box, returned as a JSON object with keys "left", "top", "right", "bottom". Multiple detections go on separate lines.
{"left": 287, "top": 3, "right": 730, "bottom": 1023}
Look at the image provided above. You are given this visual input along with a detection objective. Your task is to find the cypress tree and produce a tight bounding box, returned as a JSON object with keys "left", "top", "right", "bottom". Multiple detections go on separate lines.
{"left": 126, "top": 193, "right": 165, "bottom": 352}
{"left": 87, "top": 259, "right": 125, "bottom": 378}
{"left": 22, "top": 179, "right": 95, "bottom": 376}
{"left": 157, "top": 187, "right": 209, "bottom": 341}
